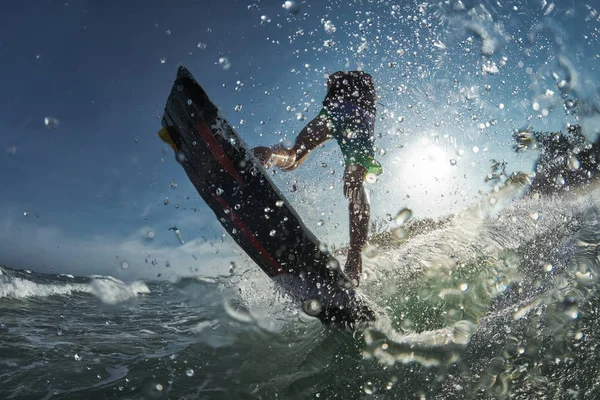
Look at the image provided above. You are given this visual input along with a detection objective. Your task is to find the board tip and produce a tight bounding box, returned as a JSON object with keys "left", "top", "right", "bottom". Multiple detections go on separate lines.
{"left": 176, "top": 65, "right": 193, "bottom": 80}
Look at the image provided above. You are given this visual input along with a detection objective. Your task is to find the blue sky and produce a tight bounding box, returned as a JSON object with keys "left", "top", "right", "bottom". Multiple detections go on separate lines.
{"left": 1, "top": 0, "right": 598, "bottom": 281}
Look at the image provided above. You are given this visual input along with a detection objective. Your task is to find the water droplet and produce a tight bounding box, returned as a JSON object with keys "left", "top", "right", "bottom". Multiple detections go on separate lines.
{"left": 394, "top": 208, "right": 412, "bottom": 226}
{"left": 282, "top": 0, "right": 300, "bottom": 14}
{"left": 215, "top": 188, "right": 224, "bottom": 196}
{"left": 317, "top": 220, "right": 324, "bottom": 226}
{"left": 197, "top": 42, "right": 207, "bottom": 49}
{"left": 386, "top": 377, "right": 398, "bottom": 390}
{"left": 176, "top": 152, "right": 186, "bottom": 162}
{"left": 74, "top": 354, "right": 81, "bottom": 361}
{"left": 234, "top": 104, "right": 242, "bottom": 112}
{"left": 563, "top": 302, "right": 579, "bottom": 320}
{"left": 186, "top": 369, "right": 194, "bottom": 377}
{"left": 218, "top": 57, "right": 231, "bottom": 70}
{"left": 363, "top": 382, "right": 376, "bottom": 395}
{"left": 44, "top": 117, "right": 60, "bottom": 129}
{"left": 155, "top": 384, "right": 164, "bottom": 391}
{"left": 365, "top": 173, "right": 377, "bottom": 183}
{"left": 23, "top": 211, "right": 29, "bottom": 217}
{"left": 567, "top": 155, "right": 580, "bottom": 171}
{"left": 379, "top": 148, "right": 386, "bottom": 156}
{"left": 449, "top": 159, "right": 457, "bottom": 166}
{"left": 121, "top": 261, "right": 129, "bottom": 269}
{"left": 544, "top": 263, "right": 553, "bottom": 272}
{"left": 323, "top": 20, "right": 336, "bottom": 34}
{"left": 164, "top": 198, "right": 169, "bottom": 205}
{"left": 554, "top": 174, "right": 565, "bottom": 186}
{"left": 459, "top": 283, "right": 468, "bottom": 291}
{"left": 147, "top": 231, "right": 155, "bottom": 239}
{"left": 296, "top": 112, "right": 304, "bottom": 120}
{"left": 223, "top": 298, "right": 253, "bottom": 323}
{"left": 165, "top": 261, "right": 171, "bottom": 268}
{"left": 393, "top": 227, "right": 408, "bottom": 241}
{"left": 234, "top": 204, "right": 241, "bottom": 210}
{"left": 327, "top": 258, "right": 340, "bottom": 270}
{"left": 170, "top": 181, "right": 178, "bottom": 189}
{"left": 275, "top": 200, "right": 284, "bottom": 207}
{"left": 269, "top": 229, "right": 276, "bottom": 236}
{"left": 160, "top": 57, "right": 166, "bottom": 64}
{"left": 303, "top": 299, "right": 322, "bottom": 316}
{"left": 472, "top": 146, "right": 480, "bottom": 153}
{"left": 321, "top": 162, "right": 328, "bottom": 168}
{"left": 363, "top": 245, "right": 378, "bottom": 258}
{"left": 529, "top": 212, "right": 540, "bottom": 221}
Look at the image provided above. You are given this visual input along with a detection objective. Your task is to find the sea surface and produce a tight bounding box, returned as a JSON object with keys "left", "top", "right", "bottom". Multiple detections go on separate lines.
{"left": 2, "top": 1, "right": 600, "bottom": 398}
{"left": 3, "top": 182, "right": 600, "bottom": 399}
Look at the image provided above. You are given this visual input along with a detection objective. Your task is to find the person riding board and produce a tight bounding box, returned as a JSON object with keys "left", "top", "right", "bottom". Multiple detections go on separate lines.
{"left": 253, "top": 70, "right": 382, "bottom": 286}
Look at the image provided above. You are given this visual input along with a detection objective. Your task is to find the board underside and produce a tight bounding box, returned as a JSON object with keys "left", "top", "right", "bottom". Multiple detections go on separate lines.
{"left": 161, "top": 66, "right": 374, "bottom": 326}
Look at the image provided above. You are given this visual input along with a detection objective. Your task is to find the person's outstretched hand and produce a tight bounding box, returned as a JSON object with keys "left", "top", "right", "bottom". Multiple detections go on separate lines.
{"left": 252, "top": 146, "right": 274, "bottom": 167}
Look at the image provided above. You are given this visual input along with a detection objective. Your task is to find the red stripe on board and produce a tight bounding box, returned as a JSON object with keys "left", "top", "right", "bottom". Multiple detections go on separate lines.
{"left": 196, "top": 121, "right": 246, "bottom": 185}
{"left": 212, "top": 193, "right": 283, "bottom": 274}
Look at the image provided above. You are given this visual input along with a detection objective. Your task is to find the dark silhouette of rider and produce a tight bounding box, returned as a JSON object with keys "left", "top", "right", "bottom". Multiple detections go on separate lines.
{"left": 253, "top": 71, "right": 382, "bottom": 285}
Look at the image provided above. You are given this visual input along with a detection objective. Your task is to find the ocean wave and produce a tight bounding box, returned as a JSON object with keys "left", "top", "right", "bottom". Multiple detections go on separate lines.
{"left": 0, "top": 269, "right": 150, "bottom": 304}
{"left": 0, "top": 276, "right": 92, "bottom": 299}
{"left": 88, "top": 276, "right": 150, "bottom": 305}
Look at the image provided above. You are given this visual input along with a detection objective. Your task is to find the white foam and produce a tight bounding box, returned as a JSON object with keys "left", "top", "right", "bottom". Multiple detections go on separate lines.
{"left": 0, "top": 273, "right": 150, "bottom": 304}
{"left": 89, "top": 277, "right": 150, "bottom": 305}
{"left": 0, "top": 277, "right": 92, "bottom": 299}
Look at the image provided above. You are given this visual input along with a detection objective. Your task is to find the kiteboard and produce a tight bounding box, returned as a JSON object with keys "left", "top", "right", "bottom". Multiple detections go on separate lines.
{"left": 159, "top": 66, "right": 374, "bottom": 327}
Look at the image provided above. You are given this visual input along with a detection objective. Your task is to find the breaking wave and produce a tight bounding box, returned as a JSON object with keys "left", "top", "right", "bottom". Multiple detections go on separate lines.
{"left": 0, "top": 267, "right": 150, "bottom": 304}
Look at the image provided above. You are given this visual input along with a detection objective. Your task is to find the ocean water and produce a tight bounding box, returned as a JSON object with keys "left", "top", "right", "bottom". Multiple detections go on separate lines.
{"left": 3, "top": 181, "right": 600, "bottom": 399}
{"left": 3, "top": 0, "right": 600, "bottom": 399}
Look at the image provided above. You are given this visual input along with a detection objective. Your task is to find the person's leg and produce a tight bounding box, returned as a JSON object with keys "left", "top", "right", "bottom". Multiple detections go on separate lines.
{"left": 253, "top": 115, "right": 331, "bottom": 170}
{"left": 343, "top": 164, "right": 369, "bottom": 285}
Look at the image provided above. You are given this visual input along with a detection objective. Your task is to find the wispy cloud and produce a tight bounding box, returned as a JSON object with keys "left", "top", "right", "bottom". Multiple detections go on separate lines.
{"left": 0, "top": 207, "right": 241, "bottom": 282}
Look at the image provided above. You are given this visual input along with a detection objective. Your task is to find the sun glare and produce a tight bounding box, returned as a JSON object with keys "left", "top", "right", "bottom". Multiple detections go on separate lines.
{"left": 388, "top": 137, "right": 456, "bottom": 206}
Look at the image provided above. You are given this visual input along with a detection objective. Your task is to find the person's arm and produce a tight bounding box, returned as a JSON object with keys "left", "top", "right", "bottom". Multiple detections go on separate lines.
{"left": 253, "top": 113, "right": 332, "bottom": 171}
